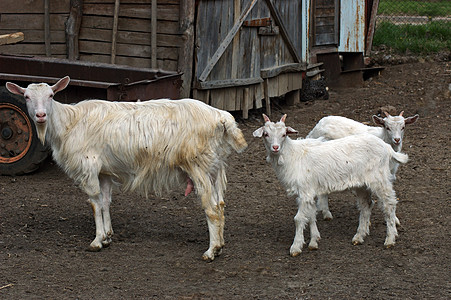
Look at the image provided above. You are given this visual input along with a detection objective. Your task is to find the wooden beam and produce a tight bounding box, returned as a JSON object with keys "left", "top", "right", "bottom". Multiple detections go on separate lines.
{"left": 366, "top": 0, "right": 380, "bottom": 56}
{"left": 178, "top": 0, "right": 195, "bottom": 98}
{"left": 110, "top": 0, "right": 120, "bottom": 64}
{"left": 66, "top": 0, "right": 83, "bottom": 60}
{"left": 260, "top": 63, "right": 305, "bottom": 79}
{"left": 195, "top": 77, "right": 263, "bottom": 90}
{"left": 44, "top": 0, "right": 51, "bottom": 56}
{"left": 0, "top": 32, "right": 24, "bottom": 46}
{"left": 151, "top": 0, "right": 157, "bottom": 68}
{"left": 198, "top": 0, "right": 258, "bottom": 82}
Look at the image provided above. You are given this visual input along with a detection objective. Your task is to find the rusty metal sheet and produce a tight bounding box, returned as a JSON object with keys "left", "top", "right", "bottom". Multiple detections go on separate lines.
{"left": 339, "top": 0, "right": 366, "bottom": 52}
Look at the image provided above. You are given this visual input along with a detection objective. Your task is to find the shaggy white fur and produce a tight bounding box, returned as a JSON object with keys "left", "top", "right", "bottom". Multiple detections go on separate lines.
{"left": 6, "top": 76, "right": 247, "bottom": 261}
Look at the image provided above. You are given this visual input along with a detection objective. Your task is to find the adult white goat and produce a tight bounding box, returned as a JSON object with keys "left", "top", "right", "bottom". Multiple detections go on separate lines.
{"left": 253, "top": 114, "right": 408, "bottom": 256}
{"left": 6, "top": 76, "right": 248, "bottom": 261}
{"left": 307, "top": 113, "right": 418, "bottom": 220}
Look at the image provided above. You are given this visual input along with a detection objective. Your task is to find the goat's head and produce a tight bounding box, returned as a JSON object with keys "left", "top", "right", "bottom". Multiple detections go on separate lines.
{"left": 6, "top": 76, "right": 70, "bottom": 144}
{"left": 253, "top": 114, "right": 298, "bottom": 155}
{"left": 372, "top": 111, "right": 419, "bottom": 148}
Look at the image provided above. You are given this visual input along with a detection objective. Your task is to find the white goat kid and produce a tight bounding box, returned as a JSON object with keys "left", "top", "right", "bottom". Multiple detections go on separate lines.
{"left": 307, "top": 112, "right": 418, "bottom": 221}
{"left": 253, "top": 114, "right": 408, "bottom": 256}
{"left": 6, "top": 76, "right": 248, "bottom": 261}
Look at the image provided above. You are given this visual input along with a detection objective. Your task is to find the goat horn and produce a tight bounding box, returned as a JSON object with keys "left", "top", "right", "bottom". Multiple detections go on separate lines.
{"left": 399, "top": 111, "right": 404, "bottom": 117}
{"left": 280, "top": 114, "right": 287, "bottom": 123}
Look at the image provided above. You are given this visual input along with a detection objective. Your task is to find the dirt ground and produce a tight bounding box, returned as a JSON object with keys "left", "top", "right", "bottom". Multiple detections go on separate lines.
{"left": 1, "top": 61, "right": 450, "bottom": 299}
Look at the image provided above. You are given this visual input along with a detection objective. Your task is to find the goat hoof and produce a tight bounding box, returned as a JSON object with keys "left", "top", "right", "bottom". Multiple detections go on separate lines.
{"left": 86, "top": 245, "right": 102, "bottom": 252}
{"left": 102, "top": 237, "right": 112, "bottom": 247}
{"left": 323, "top": 212, "right": 333, "bottom": 221}
{"left": 290, "top": 246, "right": 302, "bottom": 257}
{"left": 352, "top": 238, "right": 363, "bottom": 245}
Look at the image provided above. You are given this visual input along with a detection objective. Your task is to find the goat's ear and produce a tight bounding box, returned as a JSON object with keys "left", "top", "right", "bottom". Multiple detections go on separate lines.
{"left": 253, "top": 127, "right": 264, "bottom": 138}
{"left": 280, "top": 114, "right": 287, "bottom": 123}
{"left": 262, "top": 114, "right": 271, "bottom": 123}
{"left": 372, "top": 115, "right": 385, "bottom": 126}
{"left": 405, "top": 114, "right": 419, "bottom": 125}
{"left": 286, "top": 126, "right": 298, "bottom": 135}
{"left": 5, "top": 82, "right": 25, "bottom": 96}
{"left": 383, "top": 111, "right": 390, "bottom": 117}
{"left": 52, "top": 76, "right": 70, "bottom": 93}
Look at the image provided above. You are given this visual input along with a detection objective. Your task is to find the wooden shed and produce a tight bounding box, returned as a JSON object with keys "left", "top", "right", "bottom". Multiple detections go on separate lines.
{"left": 1, "top": 0, "right": 379, "bottom": 115}
{"left": 1, "top": 0, "right": 307, "bottom": 117}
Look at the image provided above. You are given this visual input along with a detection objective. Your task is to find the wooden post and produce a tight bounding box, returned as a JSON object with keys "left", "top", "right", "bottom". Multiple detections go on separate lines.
{"left": 111, "top": 0, "right": 120, "bottom": 64}
{"left": 178, "top": 0, "right": 195, "bottom": 98}
{"left": 365, "top": 0, "right": 380, "bottom": 56}
{"left": 231, "top": 0, "right": 241, "bottom": 80}
{"left": 66, "top": 0, "right": 83, "bottom": 60}
{"left": 151, "top": 0, "right": 157, "bottom": 68}
{"left": 44, "top": 0, "right": 51, "bottom": 56}
{"left": 243, "top": 87, "right": 250, "bottom": 119}
{"left": 264, "top": 78, "right": 271, "bottom": 116}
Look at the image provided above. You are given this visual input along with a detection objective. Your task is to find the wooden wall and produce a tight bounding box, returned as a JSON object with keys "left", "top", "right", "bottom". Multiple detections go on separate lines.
{"left": 0, "top": 0, "right": 70, "bottom": 57}
{"left": 0, "top": 0, "right": 184, "bottom": 71}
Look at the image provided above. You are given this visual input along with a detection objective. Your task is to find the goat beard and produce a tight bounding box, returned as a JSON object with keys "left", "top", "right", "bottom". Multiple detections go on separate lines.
{"left": 35, "top": 123, "right": 47, "bottom": 145}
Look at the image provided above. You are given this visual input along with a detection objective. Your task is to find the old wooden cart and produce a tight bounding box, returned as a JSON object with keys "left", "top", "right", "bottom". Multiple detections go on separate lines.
{"left": 0, "top": 54, "right": 181, "bottom": 175}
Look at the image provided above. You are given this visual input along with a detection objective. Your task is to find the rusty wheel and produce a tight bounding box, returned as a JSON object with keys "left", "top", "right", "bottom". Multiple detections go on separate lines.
{"left": 0, "top": 87, "right": 48, "bottom": 175}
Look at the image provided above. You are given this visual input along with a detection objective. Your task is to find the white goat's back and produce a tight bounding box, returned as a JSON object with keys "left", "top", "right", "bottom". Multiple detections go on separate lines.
{"left": 48, "top": 98, "right": 246, "bottom": 196}
{"left": 306, "top": 116, "right": 382, "bottom": 140}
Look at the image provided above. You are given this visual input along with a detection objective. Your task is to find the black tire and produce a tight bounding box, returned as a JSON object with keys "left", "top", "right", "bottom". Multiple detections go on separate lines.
{"left": 0, "top": 86, "right": 49, "bottom": 176}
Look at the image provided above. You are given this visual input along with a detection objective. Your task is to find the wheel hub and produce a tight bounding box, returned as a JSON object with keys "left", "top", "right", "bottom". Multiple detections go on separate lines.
{"left": 0, "top": 103, "right": 33, "bottom": 163}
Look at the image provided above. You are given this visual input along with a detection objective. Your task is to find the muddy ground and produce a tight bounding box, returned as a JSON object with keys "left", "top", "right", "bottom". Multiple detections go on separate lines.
{"left": 1, "top": 61, "right": 450, "bottom": 299}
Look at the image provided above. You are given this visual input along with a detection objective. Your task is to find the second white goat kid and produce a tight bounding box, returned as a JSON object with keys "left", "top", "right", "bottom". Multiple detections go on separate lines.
{"left": 6, "top": 76, "right": 248, "bottom": 261}
{"left": 253, "top": 114, "right": 408, "bottom": 256}
{"left": 307, "top": 112, "right": 418, "bottom": 221}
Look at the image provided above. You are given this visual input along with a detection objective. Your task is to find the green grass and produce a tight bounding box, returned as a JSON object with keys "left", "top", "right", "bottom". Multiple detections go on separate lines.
{"left": 373, "top": 21, "right": 451, "bottom": 54}
{"left": 378, "top": 0, "right": 451, "bottom": 17}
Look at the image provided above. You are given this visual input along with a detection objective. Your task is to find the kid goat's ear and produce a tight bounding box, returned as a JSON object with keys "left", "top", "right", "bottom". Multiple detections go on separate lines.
{"left": 253, "top": 127, "right": 264, "bottom": 138}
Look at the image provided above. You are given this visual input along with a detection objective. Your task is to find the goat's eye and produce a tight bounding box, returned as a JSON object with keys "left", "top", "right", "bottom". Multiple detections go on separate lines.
{"left": 401, "top": 127, "right": 405, "bottom": 130}
{"left": 282, "top": 134, "right": 286, "bottom": 137}
{"left": 263, "top": 132, "right": 269, "bottom": 137}
{"left": 386, "top": 127, "right": 391, "bottom": 131}
{"left": 25, "top": 96, "right": 30, "bottom": 101}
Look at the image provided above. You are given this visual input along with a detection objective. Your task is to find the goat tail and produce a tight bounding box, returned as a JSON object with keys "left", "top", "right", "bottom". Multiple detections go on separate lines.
{"left": 392, "top": 151, "right": 409, "bottom": 164}
{"left": 223, "top": 118, "right": 248, "bottom": 153}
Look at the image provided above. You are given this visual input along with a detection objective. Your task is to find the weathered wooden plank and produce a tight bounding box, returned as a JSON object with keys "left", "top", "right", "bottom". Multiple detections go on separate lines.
{"left": 151, "top": 0, "right": 157, "bottom": 68}
{"left": 178, "top": 0, "right": 195, "bottom": 98}
{"left": 79, "top": 54, "right": 177, "bottom": 71}
{"left": 84, "top": 0, "right": 179, "bottom": 4}
{"left": 0, "top": 30, "right": 66, "bottom": 43}
{"left": 195, "top": 77, "right": 263, "bottom": 90}
{"left": 0, "top": 0, "right": 70, "bottom": 13}
{"left": 0, "top": 32, "right": 24, "bottom": 46}
{"left": 83, "top": 4, "right": 179, "bottom": 21}
{"left": 0, "top": 43, "right": 67, "bottom": 56}
{"left": 80, "top": 28, "right": 182, "bottom": 48}
{"left": 66, "top": 0, "right": 84, "bottom": 60}
{"left": 81, "top": 16, "right": 178, "bottom": 34}
{"left": 0, "top": 14, "right": 68, "bottom": 30}
{"left": 261, "top": 63, "right": 304, "bottom": 79}
{"left": 44, "top": 0, "right": 51, "bottom": 56}
{"left": 79, "top": 40, "right": 178, "bottom": 60}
